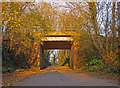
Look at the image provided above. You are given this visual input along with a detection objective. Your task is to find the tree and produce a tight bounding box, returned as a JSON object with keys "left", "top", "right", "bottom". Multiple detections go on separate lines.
{"left": 2, "top": 2, "right": 53, "bottom": 70}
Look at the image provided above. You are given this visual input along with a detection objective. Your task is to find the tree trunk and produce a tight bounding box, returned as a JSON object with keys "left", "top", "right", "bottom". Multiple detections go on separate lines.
{"left": 112, "top": 2, "right": 117, "bottom": 49}
{"left": 117, "top": 2, "right": 120, "bottom": 55}
{"left": 88, "top": 2, "right": 98, "bottom": 35}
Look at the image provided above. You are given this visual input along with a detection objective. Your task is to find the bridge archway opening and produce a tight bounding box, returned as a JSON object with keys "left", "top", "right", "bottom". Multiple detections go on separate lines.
{"left": 39, "top": 32, "right": 78, "bottom": 70}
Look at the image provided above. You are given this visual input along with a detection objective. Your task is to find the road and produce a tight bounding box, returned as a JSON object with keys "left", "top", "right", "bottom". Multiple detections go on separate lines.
{"left": 13, "top": 66, "right": 118, "bottom": 86}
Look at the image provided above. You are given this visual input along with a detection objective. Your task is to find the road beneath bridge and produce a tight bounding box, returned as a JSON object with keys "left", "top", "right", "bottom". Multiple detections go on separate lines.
{"left": 13, "top": 66, "right": 118, "bottom": 86}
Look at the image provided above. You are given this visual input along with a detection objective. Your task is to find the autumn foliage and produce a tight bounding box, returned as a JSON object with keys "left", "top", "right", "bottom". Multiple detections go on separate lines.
{"left": 2, "top": 2, "right": 120, "bottom": 75}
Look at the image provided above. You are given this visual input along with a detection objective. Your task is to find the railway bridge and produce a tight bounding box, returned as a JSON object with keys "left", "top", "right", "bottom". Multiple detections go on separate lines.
{"left": 39, "top": 31, "right": 79, "bottom": 70}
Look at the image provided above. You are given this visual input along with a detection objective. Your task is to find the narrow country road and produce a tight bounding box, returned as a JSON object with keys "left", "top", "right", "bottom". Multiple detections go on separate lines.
{"left": 13, "top": 66, "right": 118, "bottom": 86}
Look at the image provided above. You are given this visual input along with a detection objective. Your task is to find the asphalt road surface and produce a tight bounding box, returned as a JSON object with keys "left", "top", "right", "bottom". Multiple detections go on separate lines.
{"left": 13, "top": 67, "right": 119, "bottom": 86}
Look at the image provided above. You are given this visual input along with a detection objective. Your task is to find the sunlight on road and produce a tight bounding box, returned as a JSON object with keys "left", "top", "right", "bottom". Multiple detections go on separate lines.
{"left": 13, "top": 66, "right": 118, "bottom": 86}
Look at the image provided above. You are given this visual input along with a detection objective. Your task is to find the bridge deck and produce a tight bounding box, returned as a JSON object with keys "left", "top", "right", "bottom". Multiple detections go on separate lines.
{"left": 42, "top": 41, "right": 72, "bottom": 50}
{"left": 40, "top": 31, "right": 76, "bottom": 50}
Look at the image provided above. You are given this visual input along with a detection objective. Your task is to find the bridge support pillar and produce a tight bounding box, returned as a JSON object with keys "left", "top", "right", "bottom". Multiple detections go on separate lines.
{"left": 70, "top": 44, "right": 74, "bottom": 69}
{"left": 70, "top": 42, "right": 78, "bottom": 70}
{"left": 40, "top": 44, "right": 44, "bottom": 70}
{"left": 73, "top": 42, "right": 78, "bottom": 70}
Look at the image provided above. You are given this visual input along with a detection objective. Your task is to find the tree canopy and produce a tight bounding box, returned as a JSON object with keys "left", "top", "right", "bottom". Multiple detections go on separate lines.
{"left": 2, "top": 1, "right": 120, "bottom": 74}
